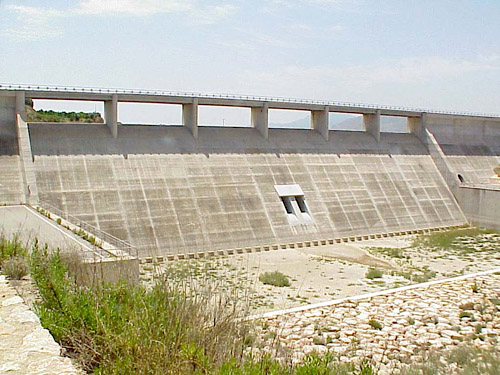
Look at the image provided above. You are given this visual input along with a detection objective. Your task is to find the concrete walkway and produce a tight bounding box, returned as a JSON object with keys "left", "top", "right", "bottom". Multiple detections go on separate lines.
{"left": 0, "top": 275, "right": 81, "bottom": 374}
{"left": 0, "top": 205, "right": 107, "bottom": 260}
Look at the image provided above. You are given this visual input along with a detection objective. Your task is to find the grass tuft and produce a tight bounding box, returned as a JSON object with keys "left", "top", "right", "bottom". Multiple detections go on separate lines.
{"left": 365, "top": 268, "right": 383, "bottom": 280}
{"left": 2, "top": 256, "right": 29, "bottom": 280}
{"left": 259, "top": 271, "right": 291, "bottom": 287}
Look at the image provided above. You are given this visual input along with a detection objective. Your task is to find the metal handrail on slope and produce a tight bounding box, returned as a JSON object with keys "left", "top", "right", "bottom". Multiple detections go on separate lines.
{"left": 37, "top": 201, "right": 139, "bottom": 259}
{"left": 1, "top": 83, "right": 499, "bottom": 118}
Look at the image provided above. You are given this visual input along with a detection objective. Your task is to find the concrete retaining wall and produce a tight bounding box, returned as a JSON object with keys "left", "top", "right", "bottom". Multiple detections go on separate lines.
{"left": 29, "top": 123, "right": 465, "bottom": 257}
{"left": 426, "top": 114, "right": 500, "bottom": 186}
{"left": 455, "top": 185, "right": 500, "bottom": 230}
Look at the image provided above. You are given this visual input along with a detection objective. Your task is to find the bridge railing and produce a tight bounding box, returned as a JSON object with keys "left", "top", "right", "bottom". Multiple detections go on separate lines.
{"left": 1, "top": 83, "right": 499, "bottom": 118}
{"left": 37, "top": 200, "right": 139, "bottom": 259}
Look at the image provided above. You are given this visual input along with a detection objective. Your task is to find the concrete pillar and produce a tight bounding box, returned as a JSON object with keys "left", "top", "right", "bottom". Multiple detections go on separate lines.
{"left": 251, "top": 103, "right": 269, "bottom": 139}
{"left": 363, "top": 110, "right": 381, "bottom": 142}
{"left": 311, "top": 106, "right": 329, "bottom": 140}
{"left": 104, "top": 94, "right": 118, "bottom": 138}
{"left": 16, "top": 114, "right": 39, "bottom": 205}
{"left": 407, "top": 113, "right": 428, "bottom": 144}
{"left": 182, "top": 98, "right": 198, "bottom": 138}
{"left": 15, "top": 91, "right": 26, "bottom": 116}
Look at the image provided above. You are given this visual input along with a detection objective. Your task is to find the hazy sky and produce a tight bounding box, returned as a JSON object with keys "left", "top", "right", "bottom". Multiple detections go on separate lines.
{"left": 0, "top": 0, "right": 499, "bottom": 125}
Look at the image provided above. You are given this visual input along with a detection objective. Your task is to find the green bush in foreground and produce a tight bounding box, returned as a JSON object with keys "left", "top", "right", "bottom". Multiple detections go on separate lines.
{"left": 259, "top": 271, "right": 291, "bottom": 287}
{"left": 365, "top": 268, "right": 383, "bottom": 280}
{"left": 0, "top": 234, "right": 27, "bottom": 264}
{"left": 29, "top": 244, "right": 248, "bottom": 374}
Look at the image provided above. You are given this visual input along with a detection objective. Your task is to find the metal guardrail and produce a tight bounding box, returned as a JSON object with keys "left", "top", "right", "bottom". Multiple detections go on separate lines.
{"left": 37, "top": 201, "right": 139, "bottom": 259}
{"left": 1, "top": 83, "right": 499, "bottom": 119}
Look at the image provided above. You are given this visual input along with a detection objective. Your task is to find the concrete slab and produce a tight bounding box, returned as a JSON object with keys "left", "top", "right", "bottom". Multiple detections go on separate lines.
{"left": 0, "top": 205, "right": 106, "bottom": 260}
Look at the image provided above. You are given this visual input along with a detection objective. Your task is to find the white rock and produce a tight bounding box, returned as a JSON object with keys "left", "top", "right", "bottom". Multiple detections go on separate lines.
{"left": 2, "top": 296, "right": 24, "bottom": 307}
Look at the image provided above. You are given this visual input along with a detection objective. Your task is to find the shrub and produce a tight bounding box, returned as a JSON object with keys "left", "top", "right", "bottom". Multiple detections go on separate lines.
{"left": 29, "top": 243, "right": 251, "bottom": 374}
{"left": 1, "top": 256, "right": 28, "bottom": 279}
{"left": 365, "top": 268, "right": 383, "bottom": 279}
{"left": 368, "top": 319, "right": 383, "bottom": 330}
{"left": 259, "top": 271, "right": 290, "bottom": 287}
{"left": 494, "top": 165, "right": 500, "bottom": 178}
{"left": 0, "top": 234, "right": 27, "bottom": 263}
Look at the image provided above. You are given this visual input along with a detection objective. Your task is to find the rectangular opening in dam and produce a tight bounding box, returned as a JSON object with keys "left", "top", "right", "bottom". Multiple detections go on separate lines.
{"left": 329, "top": 113, "right": 363, "bottom": 131}
{"left": 380, "top": 115, "right": 409, "bottom": 133}
{"left": 118, "top": 102, "right": 182, "bottom": 125}
{"left": 198, "top": 105, "right": 250, "bottom": 127}
{"left": 31, "top": 100, "right": 104, "bottom": 122}
{"left": 269, "top": 109, "right": 310, "bottom": 129}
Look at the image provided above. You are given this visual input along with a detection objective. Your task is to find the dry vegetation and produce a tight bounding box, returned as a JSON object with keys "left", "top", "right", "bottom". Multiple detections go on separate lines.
{"left": 1, "top": 233, "right": 499, "bottom": 374}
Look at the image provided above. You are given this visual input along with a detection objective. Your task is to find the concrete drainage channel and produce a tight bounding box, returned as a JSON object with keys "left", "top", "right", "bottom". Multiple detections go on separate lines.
{"left": 141, "top": 224, "right": 467, "bottom": 264}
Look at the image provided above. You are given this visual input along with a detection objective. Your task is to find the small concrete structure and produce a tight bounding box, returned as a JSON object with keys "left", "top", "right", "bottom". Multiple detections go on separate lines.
{"left": 455, "top": 185, "right": 500, "bottom": 230}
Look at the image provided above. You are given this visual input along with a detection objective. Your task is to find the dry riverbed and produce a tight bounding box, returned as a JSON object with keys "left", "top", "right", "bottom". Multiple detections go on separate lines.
{"left": 141, "top": 228, "right": 500, "bottom": 313}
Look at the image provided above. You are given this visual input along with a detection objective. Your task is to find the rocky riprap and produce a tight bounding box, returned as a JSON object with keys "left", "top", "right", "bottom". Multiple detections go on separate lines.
{"left": 251, "top": 271, "right": 500, "bottom": 374}
{"left": 0, "top": 275, "right": 81, "bottom": 375}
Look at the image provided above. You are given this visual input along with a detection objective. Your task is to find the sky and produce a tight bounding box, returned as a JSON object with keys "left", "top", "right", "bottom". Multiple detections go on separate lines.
{"left": 0, "top": 0, "right": 499, "bottom": 125}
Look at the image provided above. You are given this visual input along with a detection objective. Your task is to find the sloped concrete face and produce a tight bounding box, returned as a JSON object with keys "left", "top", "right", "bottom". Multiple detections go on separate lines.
{"left": 29, "top": 123, "right": 466, "bottom": 257}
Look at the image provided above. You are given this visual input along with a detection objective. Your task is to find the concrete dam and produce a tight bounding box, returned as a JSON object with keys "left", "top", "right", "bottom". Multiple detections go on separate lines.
{"left": 1, "top": 85, "right": 499, "bottom": 259}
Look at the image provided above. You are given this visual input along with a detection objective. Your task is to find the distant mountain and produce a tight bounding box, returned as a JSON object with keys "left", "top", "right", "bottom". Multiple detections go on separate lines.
{"left": 269, "top": 113, "right": 408, "bottom": 133}
{"left": 270, "top": 113, "right": 358, "bottom": 129}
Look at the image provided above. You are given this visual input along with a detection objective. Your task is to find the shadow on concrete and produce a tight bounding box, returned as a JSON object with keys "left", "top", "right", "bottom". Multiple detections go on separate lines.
{"left": 29, "top": 123, "right": 429, "bottom": 157}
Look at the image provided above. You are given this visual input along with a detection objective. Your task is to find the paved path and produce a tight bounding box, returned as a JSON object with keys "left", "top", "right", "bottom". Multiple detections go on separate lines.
{"left": 0, "top": 205, "right": 106, "bottom": 260}
{"left": 0, "top": 275, "right": 81, "bottom": 374}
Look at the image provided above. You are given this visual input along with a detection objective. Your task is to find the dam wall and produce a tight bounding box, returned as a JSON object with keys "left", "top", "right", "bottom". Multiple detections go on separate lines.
{"left": 29, "top": 123, "right": 465, "bottom": 257}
